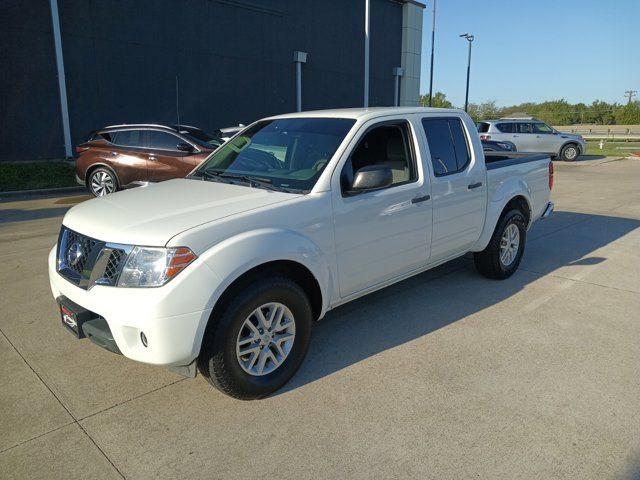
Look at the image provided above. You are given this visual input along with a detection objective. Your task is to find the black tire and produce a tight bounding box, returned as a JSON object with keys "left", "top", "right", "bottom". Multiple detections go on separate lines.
{"left": 87, "top": 167, "right": 119, "bottom": 196}
{"left": 198, "top": 277, "right": 313, "bottom": 400}
{"left": 560, "top": 143, "right": 579, "bottom": 162}
{"left": 474, "top": 209, "right": 527, "bottom": 280}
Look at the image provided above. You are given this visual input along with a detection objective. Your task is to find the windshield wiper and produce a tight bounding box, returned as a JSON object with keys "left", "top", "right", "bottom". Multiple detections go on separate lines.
{"left": 192, "top": 170, "right": 300, "bottom": 193}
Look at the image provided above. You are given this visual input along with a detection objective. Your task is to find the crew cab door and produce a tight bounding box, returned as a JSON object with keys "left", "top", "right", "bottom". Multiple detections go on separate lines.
{"left": 512, "top": 122, "right": 538, "bottom": 152}
{"left": 331, "top": 119, "right": 432, "bottom": 297}
{"left": 146, "top": 130, "right": 200, "bottom": 182}
{"left": 419, "top": 115, "right": 487, "bottom": 263}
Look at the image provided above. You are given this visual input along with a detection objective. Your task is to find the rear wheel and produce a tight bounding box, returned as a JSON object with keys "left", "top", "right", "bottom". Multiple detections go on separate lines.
{"left": 198, "top": 277, "right": 313, "bottom": 400}
{"left": 560, "top": 143, "right": 579, "bottom": 161}
{"left": 88, "top": 167, "right": 118, "bottom": 196}
{"left": 474, "top": 209, "right": 526, "bottom": 279}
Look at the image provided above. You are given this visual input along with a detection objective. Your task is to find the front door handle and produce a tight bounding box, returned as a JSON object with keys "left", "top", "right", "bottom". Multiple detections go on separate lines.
{"left": 148, "top": 155, "right": 157, "bottom": 161}
{"left": 110, "top": 151, "right": 118, "bottom": 156}
{"left": 411, "top": 194, "right": 430, "bottom": 204}
{"left": 468, "top": 182, "right": 483, "bottom": 190}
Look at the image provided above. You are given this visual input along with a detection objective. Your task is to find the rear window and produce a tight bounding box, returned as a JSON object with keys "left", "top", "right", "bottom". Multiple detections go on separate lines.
{"left": 422, "top": 118, "right": 471, "bottom": 177}
{"left": 495, "top": 123, "right": 514, "bottom": 133}
{"left": 110, "top": 130, "right": 145, "bottom": 147}
{"left": 476, "top": 122, "right": 490, "bottom": 133}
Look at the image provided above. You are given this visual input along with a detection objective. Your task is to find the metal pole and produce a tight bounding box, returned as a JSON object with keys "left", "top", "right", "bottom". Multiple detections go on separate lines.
{"left": 394, "top": 75, "right": 399, "bottom": 106}
{"left": 296, "top": 61, "right": 302, "bottom": 112}
{"left": 464, "top": 40, "right": 471, "bottom": 112}
{"left": 364, "top": 0, "right": 370, "bottom": 107}
{"left": 49, "top": 0, "right": 72, "bottom": 158}
{"left": 428, "top": 0, "right": 436, "bottom": 107}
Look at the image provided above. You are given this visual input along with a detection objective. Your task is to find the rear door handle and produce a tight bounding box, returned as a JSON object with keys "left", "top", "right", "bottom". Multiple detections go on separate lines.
{"left": 110, "top": 151, "right": 118, "bottom": 156}
{"left": 411, "top": 194, "right": 430, "bottom": 204}
{"left": 148, "top": 155, "right": 157, "bottom": 161}
{"left": 468, "top": 182, "right": 483, "bottom": 190}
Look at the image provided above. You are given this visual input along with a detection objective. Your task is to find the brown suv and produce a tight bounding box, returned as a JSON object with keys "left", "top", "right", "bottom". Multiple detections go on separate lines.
{"left": 76, "top": 124, "right": 224, "bottom": 196}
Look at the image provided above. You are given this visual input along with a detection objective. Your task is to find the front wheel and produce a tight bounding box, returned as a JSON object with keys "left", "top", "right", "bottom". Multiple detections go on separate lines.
{"left": 560, "top": 143, "right": 579, "bottom": 161}
{"left": 198, "top": 277, "right": 313, "bottom": 400}
{"left": 474, "top": 209, "right": 527, "bottom": 280}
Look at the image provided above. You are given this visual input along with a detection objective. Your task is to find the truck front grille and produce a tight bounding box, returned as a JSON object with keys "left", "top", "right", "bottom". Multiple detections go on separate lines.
{"left": 56, "top": 227, "right": 129, "bottom": 289}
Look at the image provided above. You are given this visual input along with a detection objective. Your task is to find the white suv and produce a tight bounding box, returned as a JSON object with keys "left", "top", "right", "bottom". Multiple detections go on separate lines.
{"left": 477, "top": 116, "right": 586, "bottom": 161}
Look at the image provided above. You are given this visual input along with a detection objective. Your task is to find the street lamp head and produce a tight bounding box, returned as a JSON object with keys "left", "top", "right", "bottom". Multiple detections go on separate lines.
{"left": 460, "top": 33, "right": 474, "bottom": 42}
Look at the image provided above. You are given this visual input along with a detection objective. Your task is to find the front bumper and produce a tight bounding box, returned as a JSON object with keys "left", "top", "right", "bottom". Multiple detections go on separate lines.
{"left": 48, "top": 246, "right": 216, "bottom": 367}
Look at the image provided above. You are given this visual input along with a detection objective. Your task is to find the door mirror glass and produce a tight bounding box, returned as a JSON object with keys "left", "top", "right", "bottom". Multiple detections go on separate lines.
{"left": 176, "top": 142, "right": 194, "bottom": 152}
{"left": 348, "top": 165, "right": 392, "bottom": 193}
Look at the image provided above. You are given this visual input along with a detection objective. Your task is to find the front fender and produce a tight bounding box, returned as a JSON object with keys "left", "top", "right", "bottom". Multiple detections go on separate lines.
{"left": 471, "top": 177, "right": 532, "bottom": 252}
{"left": 198, "top": 227, "right": 333, "bottom": 318}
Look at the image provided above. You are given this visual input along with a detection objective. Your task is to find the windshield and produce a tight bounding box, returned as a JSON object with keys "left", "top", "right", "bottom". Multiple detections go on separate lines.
{"left": 191, "top": 118, "right": 355, "bottom": 192}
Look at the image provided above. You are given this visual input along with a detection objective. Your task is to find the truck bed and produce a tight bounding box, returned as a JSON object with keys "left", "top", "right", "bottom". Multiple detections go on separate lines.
{"left": 484, "top": 152, "right": 550, "bottom": 170}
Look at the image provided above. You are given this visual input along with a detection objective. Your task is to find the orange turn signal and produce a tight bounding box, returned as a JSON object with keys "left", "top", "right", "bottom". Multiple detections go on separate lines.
{"left": 165, "top": 247, "right": 197, "bottom": 279}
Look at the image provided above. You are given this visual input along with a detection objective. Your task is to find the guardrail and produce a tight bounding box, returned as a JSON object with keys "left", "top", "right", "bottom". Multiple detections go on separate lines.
{"left": 553, "top": 125, "right": 640, "bottom": 141}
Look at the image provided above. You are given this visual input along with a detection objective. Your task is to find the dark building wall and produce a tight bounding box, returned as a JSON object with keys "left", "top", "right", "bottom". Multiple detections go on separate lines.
{"left": 0, "top": 1, "right": 66, "bottom": 160}
{"left": 0, "top": 0, "right": 402, "bottom": 161}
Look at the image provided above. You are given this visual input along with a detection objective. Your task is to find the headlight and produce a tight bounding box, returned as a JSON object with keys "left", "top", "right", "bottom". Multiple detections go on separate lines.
{"left": 117, "top": 246, "right": 197, "bottom": 288}
{"left": 497, "top": 142, "right": 513, "bottom": 151}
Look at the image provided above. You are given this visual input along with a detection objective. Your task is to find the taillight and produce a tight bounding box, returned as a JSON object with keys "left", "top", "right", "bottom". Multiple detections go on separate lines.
{"left": 548, "top": 161, "right": 554, "bottom": 190}
{"left": 76, "top": 146, "right": 89, "bottom": 154}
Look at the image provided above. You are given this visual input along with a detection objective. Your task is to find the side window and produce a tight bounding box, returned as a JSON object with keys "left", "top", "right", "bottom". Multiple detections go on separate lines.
{"left": 533, "top": 123, "right": 553, "bottom": 134}
{"left": 147, "top": 131, "right": 182, "bottom": 151}
{"left": 341, "top": 123, "right": 416, "bottom": 192}
{"left": 495, "top": 123, "right": 514, "bottom": 133}
{"left": 517, "top": 123, "right": 533, "bottom": 134}
{"left": 421, "top": 118, "right": 471, "bottom": 177}
{"left": 111, "top": 130, "right": 145, "bottom": 147}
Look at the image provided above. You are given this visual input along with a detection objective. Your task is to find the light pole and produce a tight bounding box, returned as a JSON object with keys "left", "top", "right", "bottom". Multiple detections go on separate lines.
{"left": 364, "top": 0, "right": 370, "bottom": 107}
{"left": 293, "top": 51, "right": 308, "bottom": 112}
{"left": 392, "top": 67, "right": 404, "bottom": 106}
{"left": 428, "top": 0, "right": 436, "bottom": 107}
{"left": 459, "top": 33, "right": 474, "bottom": 112}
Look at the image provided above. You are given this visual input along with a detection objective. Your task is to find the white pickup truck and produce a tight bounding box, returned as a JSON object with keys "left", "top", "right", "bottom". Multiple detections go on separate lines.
{"left": 49, "top": 107, "right": 554, "bottom": 399}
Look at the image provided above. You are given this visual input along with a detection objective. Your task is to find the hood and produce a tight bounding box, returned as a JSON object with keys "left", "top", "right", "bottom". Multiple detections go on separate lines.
{"left": 558, "top": 131, "right": 584, "bottom": 140}
{"left": 63, "top": 179, "right": 297, "bottom": 246}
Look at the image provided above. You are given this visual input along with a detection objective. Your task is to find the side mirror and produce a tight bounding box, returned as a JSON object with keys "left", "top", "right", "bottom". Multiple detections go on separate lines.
{"left": 177, "top": 142, "right": 194, "bottom": 152}
{"left": 348, "top": 165, "right": 393, "bottom": 193}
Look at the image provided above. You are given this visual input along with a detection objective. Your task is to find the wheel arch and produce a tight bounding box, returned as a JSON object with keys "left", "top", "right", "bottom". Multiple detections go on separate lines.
{"left": 472, "top": 188, "right": 532, "bottom": 253}
{"left": 85, "top": 163, "right": 120, "bottom": 189}
{"left": 559, "top": 140, "right": 581, "bottom": 156}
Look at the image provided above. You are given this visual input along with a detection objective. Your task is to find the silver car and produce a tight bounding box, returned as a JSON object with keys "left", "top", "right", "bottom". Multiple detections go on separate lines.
{"left": 477, "top": 116, "right": 587, "bottom": 161}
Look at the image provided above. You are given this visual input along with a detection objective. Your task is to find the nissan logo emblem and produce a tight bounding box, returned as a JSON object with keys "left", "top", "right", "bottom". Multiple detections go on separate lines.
{"left": 66, "top": 242, "right": 84, "bottom": 267}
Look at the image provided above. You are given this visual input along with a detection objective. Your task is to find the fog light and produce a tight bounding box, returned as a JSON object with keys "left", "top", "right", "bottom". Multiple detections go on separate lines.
{"left": 140, "top": 332, "right": 148, "bottom": 347}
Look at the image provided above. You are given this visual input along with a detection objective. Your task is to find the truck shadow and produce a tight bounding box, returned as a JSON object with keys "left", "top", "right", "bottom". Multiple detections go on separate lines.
{"left": 277, "top": 210, "right": 640, "bottom": 395}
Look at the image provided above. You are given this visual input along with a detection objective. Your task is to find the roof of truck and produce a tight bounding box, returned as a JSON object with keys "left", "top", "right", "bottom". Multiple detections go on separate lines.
{"left": 267, "top": 107, "right": 465, "bottom": 121}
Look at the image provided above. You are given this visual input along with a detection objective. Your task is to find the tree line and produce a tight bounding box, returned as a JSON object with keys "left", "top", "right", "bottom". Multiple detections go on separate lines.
{"left": 419, "top": 93, "right": 640, "bottom": 125}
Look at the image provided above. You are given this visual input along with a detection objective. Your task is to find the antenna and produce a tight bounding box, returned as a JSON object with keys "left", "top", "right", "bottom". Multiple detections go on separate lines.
{"left": 175, "top": 75, "right": 180, "bottom": 129}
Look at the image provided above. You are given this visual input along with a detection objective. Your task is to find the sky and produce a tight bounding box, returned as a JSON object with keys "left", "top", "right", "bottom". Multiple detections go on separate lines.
{"left": 419, "top": 0, "right": 639, "bottom": 107}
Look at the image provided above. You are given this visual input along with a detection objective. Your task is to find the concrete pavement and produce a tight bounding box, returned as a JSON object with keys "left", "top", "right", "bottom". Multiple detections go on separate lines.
{"left": 1, "top": 158, "right": 639, "bottom": 479}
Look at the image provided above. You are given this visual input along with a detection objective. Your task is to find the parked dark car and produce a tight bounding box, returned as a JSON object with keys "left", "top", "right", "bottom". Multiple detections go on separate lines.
{"left": 481, "top": 139, "right": 517, "bottom": 152}
{"left": 76, "top": 124, "right": 224, "bottom": 196}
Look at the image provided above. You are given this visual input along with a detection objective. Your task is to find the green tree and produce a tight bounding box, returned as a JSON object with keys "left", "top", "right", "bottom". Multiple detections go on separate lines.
{"left": 467, "top": 100, "right": 503, "bottom": 122}
{"left": 615, "top": 102, "right": 640, "bottom": 124}
{"left": 420, "top": 91, "right": 453, "bottom": 108}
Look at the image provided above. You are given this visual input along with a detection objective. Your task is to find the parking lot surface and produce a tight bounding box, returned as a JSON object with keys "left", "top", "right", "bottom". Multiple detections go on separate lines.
{"left": 1, "top": 157, "right": 639, "bottom": 479}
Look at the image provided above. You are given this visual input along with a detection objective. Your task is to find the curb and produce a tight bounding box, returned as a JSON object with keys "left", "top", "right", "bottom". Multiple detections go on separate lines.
{"left": 0, "top": 186, "right": 86, "bottom": 202}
